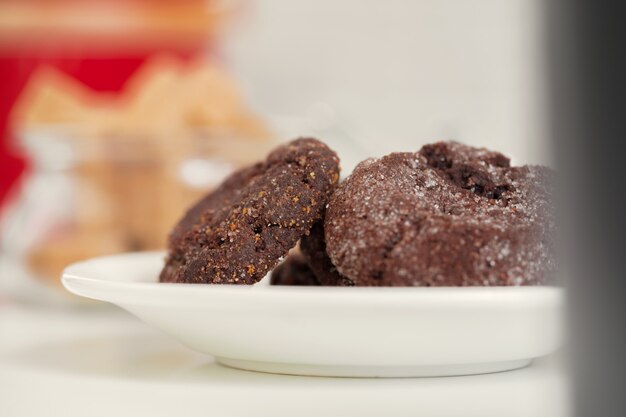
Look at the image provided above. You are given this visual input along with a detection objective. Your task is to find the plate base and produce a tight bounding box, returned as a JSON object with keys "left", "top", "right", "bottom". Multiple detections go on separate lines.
{"left": 216, "top": 357, "right": 533, "bottom": 378}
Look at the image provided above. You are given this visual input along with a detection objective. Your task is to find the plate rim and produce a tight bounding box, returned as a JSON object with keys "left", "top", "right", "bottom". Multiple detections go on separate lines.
{"left": 61, "top": 251, "right": 565, "bottom": 308}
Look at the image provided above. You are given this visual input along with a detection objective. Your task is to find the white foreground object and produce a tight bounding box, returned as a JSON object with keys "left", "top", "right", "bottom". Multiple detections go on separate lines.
{"left": 62, "top": 252, "right": 564, "bottom": 377}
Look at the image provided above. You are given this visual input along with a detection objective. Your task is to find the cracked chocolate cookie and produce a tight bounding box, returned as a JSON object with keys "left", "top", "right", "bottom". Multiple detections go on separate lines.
{"left": 160, "top": 138, "right": 340, "bottom": 284}
{"left": 324, "top": 141, "right": 555, "bottom": 286}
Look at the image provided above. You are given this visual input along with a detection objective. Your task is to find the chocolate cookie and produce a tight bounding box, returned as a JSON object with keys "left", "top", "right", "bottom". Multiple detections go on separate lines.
{"left": 160, "top": 138, "right": 340, "bottom": 284}
{"left": 300, "top": 221, "right": 353, "bottom": 286}
{"left": 269, "top": 249, "right": 320, "bottom": 286}
{"left": 324, "top": 141, "right": 555, "bottom": 286}
{"left": 166, "top": 163, "right": 263, "bottom": 253}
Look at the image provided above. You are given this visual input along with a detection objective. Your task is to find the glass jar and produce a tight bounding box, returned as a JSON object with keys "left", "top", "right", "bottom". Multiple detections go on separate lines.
{"left": 0, "top": 0, "right": 271, "bottom": 303}
{"left": 0, "top": 0, "right": 238, "bottom": 205}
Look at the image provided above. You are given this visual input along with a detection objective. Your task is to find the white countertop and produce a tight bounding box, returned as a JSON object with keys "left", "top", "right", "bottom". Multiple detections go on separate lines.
{"left": 0, "top": 300, "right": 570, "bottom": 417}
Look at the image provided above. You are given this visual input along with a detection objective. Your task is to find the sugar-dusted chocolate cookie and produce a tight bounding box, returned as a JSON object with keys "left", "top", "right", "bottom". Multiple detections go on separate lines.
{"left": 269, "top": 249, "right": 320, "bottom": 286}
{"left": 324, "top": 141, "right": 555, "bottom": 286}
{"left": 160, "top": 138, "right": 340, "bottom": 284}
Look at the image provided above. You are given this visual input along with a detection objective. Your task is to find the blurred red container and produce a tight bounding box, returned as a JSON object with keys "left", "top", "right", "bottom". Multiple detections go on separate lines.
{"left": 0, "top": 0, "right": 234, "bottom": 206}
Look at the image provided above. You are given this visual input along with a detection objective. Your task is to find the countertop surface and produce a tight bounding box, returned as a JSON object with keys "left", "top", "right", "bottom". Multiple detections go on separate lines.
{"left": 0, "top": 300, "right": 570, "bottom": 417}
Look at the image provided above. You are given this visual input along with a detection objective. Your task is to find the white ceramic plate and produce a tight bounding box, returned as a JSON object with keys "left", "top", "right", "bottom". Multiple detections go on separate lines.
{"left": 62, "top": 251, "right": 564, "bottom": 378}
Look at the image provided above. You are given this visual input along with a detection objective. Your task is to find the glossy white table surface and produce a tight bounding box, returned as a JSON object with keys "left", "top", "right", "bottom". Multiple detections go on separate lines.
{"left": 0, "top": 300, "right": 570, "bottom": 417}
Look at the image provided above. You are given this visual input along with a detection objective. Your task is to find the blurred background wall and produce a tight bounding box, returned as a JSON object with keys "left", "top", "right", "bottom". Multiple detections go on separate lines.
{"left": 222, "top": 0, "right": 549, "bottom": 171}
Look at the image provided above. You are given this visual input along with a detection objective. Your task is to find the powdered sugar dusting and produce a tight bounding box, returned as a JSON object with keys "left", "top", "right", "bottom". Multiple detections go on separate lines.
{"left": 324, "top": 141, "right": 556, "bottom": 286}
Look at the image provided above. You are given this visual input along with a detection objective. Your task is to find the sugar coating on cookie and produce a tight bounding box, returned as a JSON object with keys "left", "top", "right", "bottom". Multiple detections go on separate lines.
{"left": 325, "top": 141, "right": 555, "bottom": 286}
{"left": 160, "top": 138, "right": 340, "bottom": 284}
